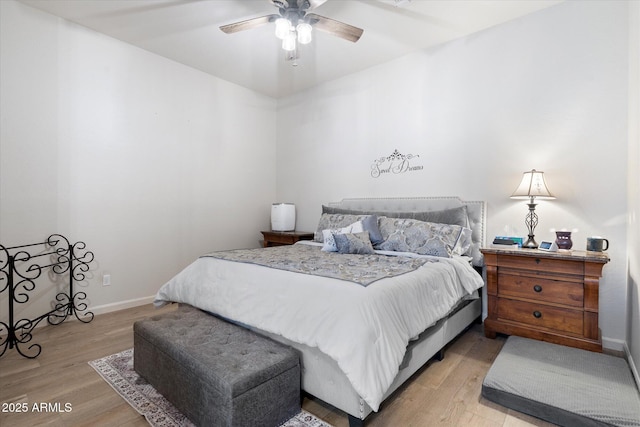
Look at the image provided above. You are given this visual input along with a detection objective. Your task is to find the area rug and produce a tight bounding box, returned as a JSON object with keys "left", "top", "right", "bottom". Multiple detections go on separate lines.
{"left": 89, "top": 349, "right": 333, "bottom": 427}
{"left": 482, "top": 336, "right": 640, "bottom": 427}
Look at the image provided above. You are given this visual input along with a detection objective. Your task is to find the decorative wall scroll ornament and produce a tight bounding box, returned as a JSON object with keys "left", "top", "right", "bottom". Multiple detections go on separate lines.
{"left": 371, "top": 149, "right": 423, "bottom": 178}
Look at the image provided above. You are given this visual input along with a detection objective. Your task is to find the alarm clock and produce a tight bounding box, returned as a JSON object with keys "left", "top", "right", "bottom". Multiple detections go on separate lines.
{"left": 538, "top": 241, "right": 559, "bottom": 252}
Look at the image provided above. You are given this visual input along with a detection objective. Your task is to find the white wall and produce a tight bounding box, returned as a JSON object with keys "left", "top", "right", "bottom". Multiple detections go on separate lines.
{"left": 627, "top": 0, "right": 640, "bottom": 377}
{"left": 0, "top": 1, "right": 277, "bottom": 322}
{"left": 276, "top": 1, "right": 630, "bottom": 349}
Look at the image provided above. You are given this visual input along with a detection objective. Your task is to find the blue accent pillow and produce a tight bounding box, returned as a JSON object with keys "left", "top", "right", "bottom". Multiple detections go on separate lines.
{"left": 321, "top": 221, "right": 364, "bottom": 252}
{"left": 333, "top": 231, "right": 376, "bottom": 255}
{"left": 361, "top": 215, "right": 383, "bottom": 245}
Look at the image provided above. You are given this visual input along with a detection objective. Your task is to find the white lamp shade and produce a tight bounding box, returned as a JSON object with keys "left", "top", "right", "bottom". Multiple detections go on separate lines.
{"left": 271, "top": 203, "right": 296, "bottom": 231}
{"left": 275, "top": 18, "right": 291, "bottom": 40}
{"left": 282, "top": 31, "right": 297, "bottom": 51}
{"left": 297, "top": 22, "right": 312, "bottom": 44}
{"left": 510, "top": 169, "right": 555, "bottom": 199}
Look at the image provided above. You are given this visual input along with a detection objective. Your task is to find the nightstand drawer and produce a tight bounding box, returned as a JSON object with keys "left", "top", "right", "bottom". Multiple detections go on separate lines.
{"left": 265, "top": 234, "right": 298, "bottom": 245}
{"left": 497, "top": 254, "right": 583, "bottom": 275}
{"left": 498, "top": 273, "right": 584, "bottom": 307}
{"left": 497, "top": 298, "right": 583, "bottom": 335}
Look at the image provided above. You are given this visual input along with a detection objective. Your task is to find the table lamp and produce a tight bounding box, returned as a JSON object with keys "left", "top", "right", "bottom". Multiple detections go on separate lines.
{"left": 510, "top": 169, "right": 555, "bottom": 249}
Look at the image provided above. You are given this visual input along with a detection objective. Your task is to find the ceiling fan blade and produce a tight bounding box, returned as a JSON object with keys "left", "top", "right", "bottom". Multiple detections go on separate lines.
{"left": 306, "top": 13, "right": 363, "bottom": 43}
{"left": 305, "top": 0, "right": 328, "bottom": 10}
{"left": 270, "top": 0, "right": 290, "bottom": 9}
{"left": 280, "top": 0, "right": 326, "bottom": 10}
{"left": 220, "top": 14, "right": 280, "bottom": 34}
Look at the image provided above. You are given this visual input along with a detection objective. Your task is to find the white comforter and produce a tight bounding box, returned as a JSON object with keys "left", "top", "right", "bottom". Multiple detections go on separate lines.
{"left": 153, "top": 242, "right": 483, "bottom": 411}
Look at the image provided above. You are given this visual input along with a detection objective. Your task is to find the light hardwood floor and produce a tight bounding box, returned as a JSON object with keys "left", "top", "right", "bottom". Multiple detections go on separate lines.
{"left": 0, "top": 304, "right": 556, "bottom": 427}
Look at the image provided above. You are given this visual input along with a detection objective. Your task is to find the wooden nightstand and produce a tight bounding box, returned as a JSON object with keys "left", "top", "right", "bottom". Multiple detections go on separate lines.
{"left": 481, "top": 247, "right": 609, "bottom": 352}
{"left": 261, "top": 230, "right": 314, "bottom": 247}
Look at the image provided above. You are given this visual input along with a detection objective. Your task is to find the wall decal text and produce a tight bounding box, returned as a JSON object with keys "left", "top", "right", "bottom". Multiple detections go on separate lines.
{"left": 371, "top": 149, "right": 423, "bottom": 178}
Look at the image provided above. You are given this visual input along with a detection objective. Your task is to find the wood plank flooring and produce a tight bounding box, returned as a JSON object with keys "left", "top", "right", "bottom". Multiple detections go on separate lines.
{"left": 0, "top": 304, "right": 556, "bottom": 427}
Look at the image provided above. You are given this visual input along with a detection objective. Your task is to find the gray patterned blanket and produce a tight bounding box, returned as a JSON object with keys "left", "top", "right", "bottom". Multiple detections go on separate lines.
{"left": 202, "top": 244, "right": 435, "bottom": 286}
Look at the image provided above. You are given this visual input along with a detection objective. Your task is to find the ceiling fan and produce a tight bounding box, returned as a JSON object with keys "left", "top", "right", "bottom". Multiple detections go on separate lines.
{"left": 220, "top": 0, "right": 364, "bottom": 61}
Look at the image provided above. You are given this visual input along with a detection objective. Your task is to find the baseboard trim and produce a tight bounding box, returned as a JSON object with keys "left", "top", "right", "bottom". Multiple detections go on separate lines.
{"left": 624, "top": 342, "right": 640, "bottom": 390}
{"left": 13, "top": 296, "right": 157, "bottom": 331}
{"left": 89, "top": 295, "right": 156, "bottom": 316}
{"left": 602, "top": 336, "right": 626, "bottom": 352}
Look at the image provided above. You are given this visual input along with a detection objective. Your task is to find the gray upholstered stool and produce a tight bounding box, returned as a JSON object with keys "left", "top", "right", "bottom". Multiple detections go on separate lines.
{"left": 133, "top": 304, "right": 301, "bottom": 427}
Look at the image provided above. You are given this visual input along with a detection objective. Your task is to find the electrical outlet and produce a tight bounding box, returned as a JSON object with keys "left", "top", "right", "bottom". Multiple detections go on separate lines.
{"left": 103, "top": 274, "right": 111, "bottom": 286}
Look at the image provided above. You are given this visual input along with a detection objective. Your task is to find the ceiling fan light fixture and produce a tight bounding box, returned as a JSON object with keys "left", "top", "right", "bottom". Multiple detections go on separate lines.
{"left": 296, "top": 22, "right": 312, "bottom": 44}
{"left": 275, "top": 17, "right": 291, "bottom": 40}
{"left": 220, "top": 0, "right": 363, "bottom": 65}
{"left": 282, "top": 30, "right": 297, "bottom": 51}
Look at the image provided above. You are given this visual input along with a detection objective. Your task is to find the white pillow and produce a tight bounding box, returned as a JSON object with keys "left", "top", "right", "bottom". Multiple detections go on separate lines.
{"left": 452, "top": 227, "right": 473, "bottom": 255}
{"left": 321, "top": 221, "right": 364, "bottom": 252}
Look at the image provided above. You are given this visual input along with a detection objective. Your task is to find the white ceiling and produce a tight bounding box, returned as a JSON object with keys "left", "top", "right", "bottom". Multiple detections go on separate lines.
{"left": 19, "top": 0, "right": 562, "bottom": 98}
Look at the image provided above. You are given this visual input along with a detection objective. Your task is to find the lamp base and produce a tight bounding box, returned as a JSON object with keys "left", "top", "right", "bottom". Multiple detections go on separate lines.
{"left": 522, "top": 200, "right": 539, "bottom": 249}
{"left": 523, "top": 236, "right": 538, "bottom": 249}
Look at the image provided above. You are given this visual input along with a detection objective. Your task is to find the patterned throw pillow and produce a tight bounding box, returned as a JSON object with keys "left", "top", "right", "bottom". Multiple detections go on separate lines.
{"left": 321, "top": 221, "right": 364, "bottom": 252}
{"left": 314, "top": 213, "right": 370, "bottom": 242}
{"left": 376, "top": 217, "right": 469, "bottom": 257}
{"left": 333, "top": 231, "right": 376, "bottom": 255}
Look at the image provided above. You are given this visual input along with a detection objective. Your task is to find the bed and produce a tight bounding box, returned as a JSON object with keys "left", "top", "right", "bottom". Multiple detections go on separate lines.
{"left": 154, "top": 196, "right": 486, "bottom": 426}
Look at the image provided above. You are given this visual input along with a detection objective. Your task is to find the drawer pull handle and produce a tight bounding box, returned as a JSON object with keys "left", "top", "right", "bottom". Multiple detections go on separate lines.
{"left": 533, "top": 285, "right": 543, "bottom": 293}
{"left": 535, "top": 258, "right": 541, "bottom": 264}
{"left": 533, "top": 311, "right": 542, "bottom": 319}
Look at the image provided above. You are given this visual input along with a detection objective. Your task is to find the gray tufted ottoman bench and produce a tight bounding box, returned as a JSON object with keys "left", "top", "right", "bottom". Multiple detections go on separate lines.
{"left": 133, "top": 304, "right": 301, "bottom": 427}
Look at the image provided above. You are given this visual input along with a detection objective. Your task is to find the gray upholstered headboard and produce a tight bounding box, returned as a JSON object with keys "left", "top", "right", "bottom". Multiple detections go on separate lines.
{"left": 327, "top": 197, "right": 487, "bottom": 267}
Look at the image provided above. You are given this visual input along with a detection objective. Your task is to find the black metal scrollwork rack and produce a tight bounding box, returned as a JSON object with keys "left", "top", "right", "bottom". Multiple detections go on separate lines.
{"left": 0, "top": 234, "right": 94, "bottom": 359}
